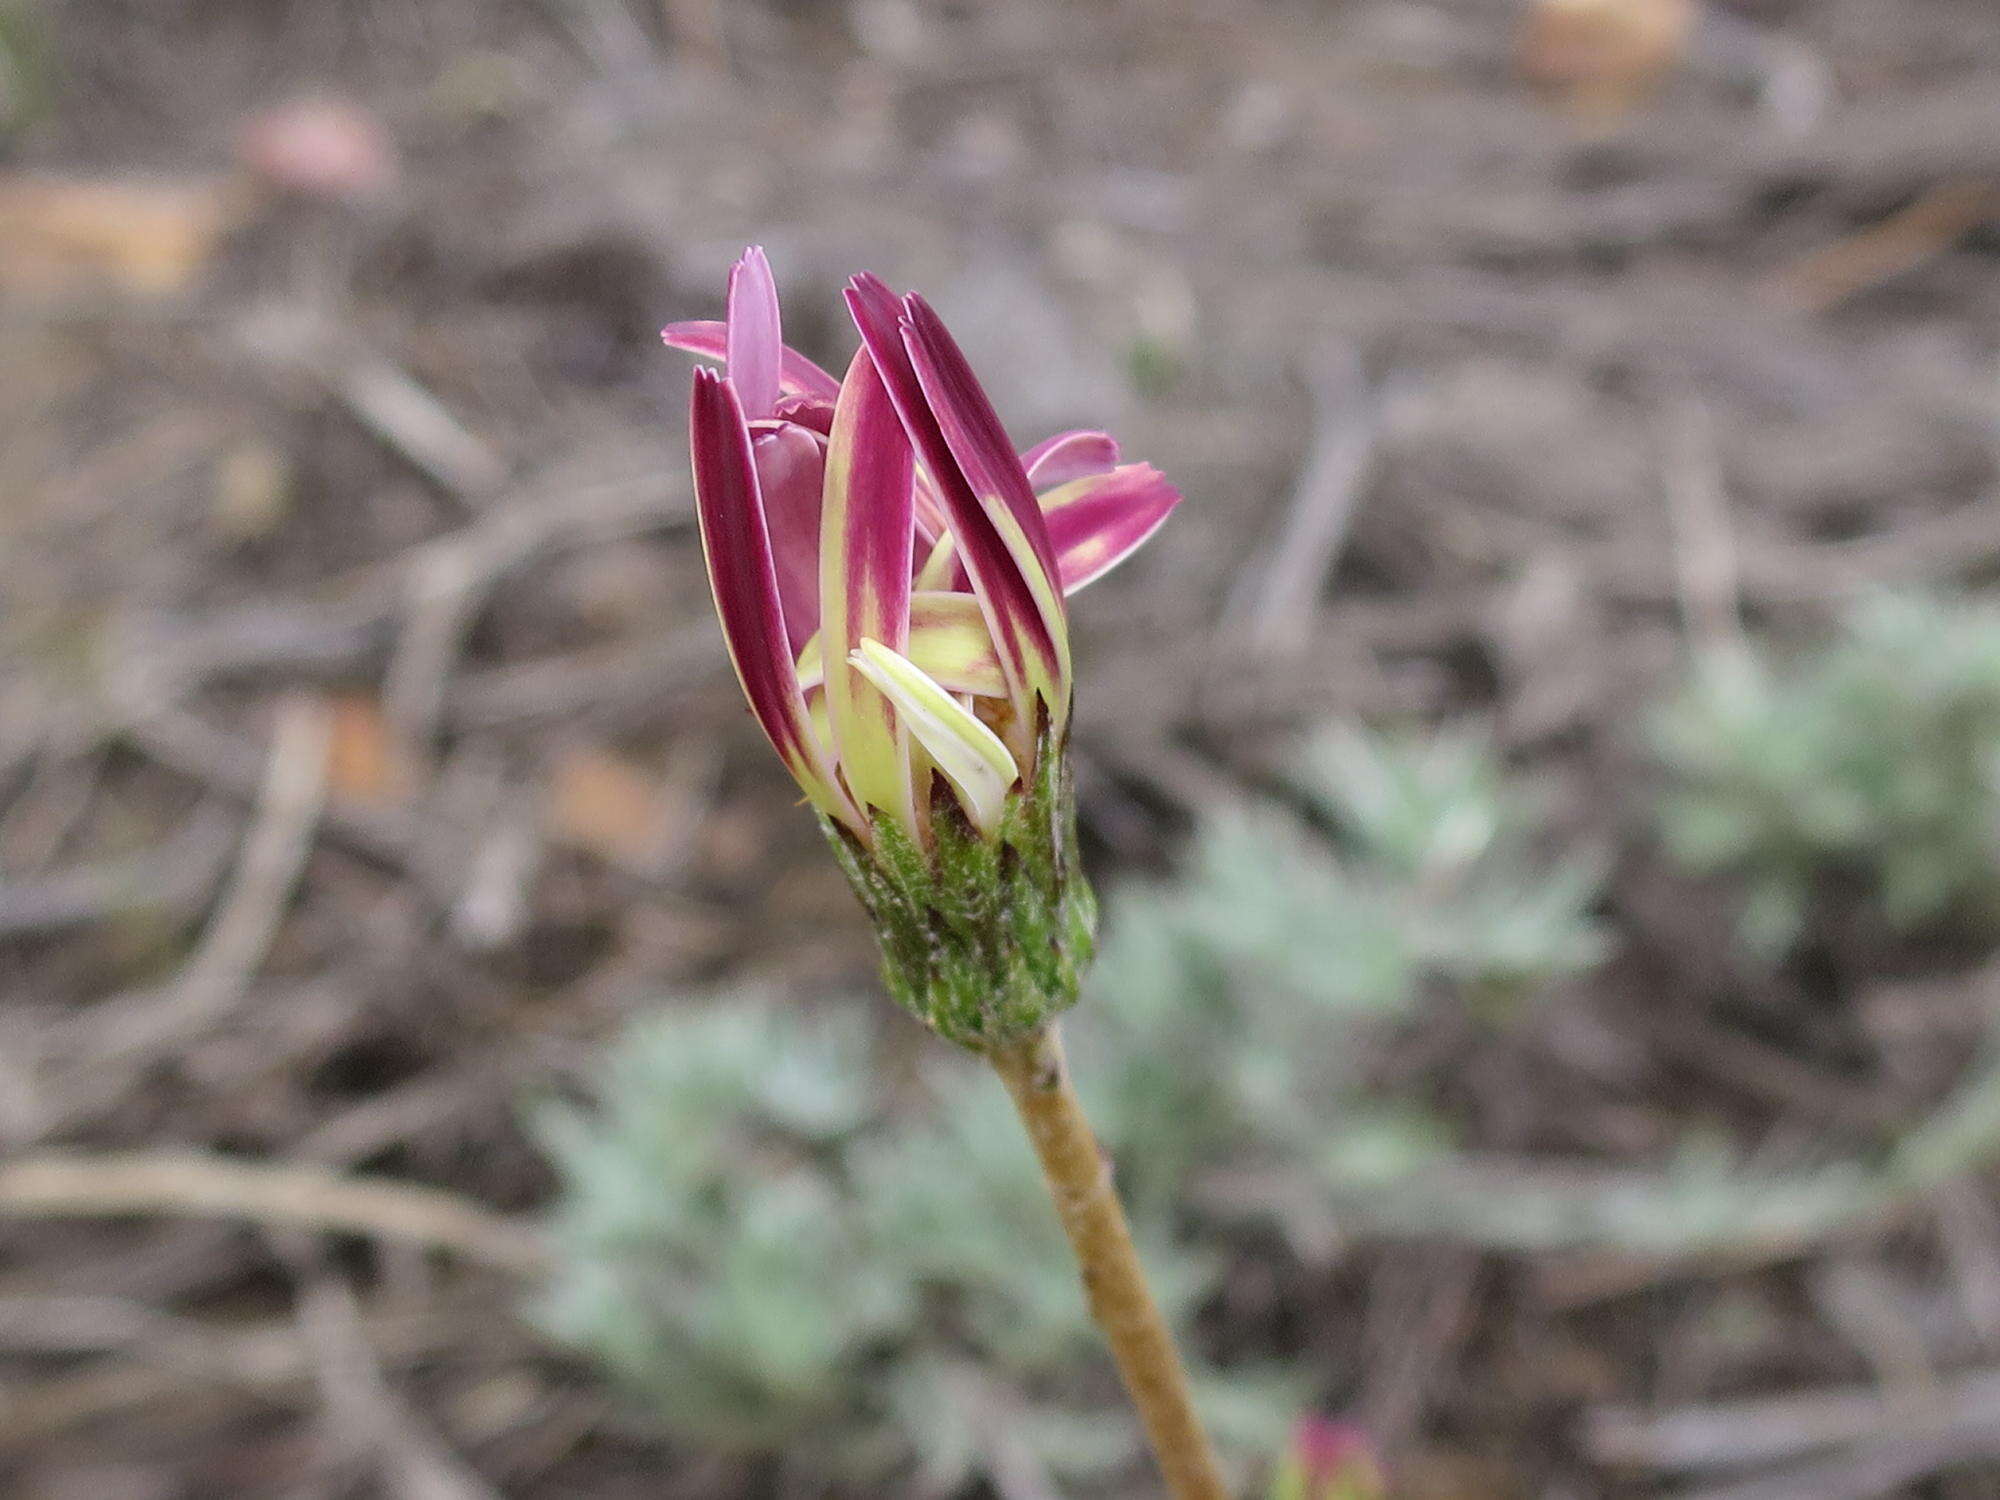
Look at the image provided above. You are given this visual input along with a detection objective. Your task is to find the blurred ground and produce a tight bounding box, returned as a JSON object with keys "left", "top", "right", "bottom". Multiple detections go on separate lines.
{"left": 4, "top": 0, "right": 2000, "bottom": 1496}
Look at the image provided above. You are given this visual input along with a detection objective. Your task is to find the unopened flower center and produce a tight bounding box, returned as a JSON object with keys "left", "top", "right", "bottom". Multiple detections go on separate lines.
{"left": 973, "top": 692, "right": 1019, "bottom": 746}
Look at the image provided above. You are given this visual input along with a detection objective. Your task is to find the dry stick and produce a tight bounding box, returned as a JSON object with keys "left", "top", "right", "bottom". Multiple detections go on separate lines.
{"left": 0, "top": 1151, "right": 548, "bottom": 1276}
{"left": 987, "top": 1023, "right": 1229, "bottom": 1500}
{"left": 38, "top": 695, "right": 333, "bottom": 1140}
{"left": 1658, "top": 392, "right": 1746, "bottom": 662}
{"left": 293, "top": 1269, "right": 506, "bottom": 1500}
{"left": 1591, "top": 1365, "right": 2000, "bottom": 1474}
{"left": 1220, "top": 342, "right": 1379, "bottom": 651}
{"left": 0, "top": 1297, "right": 474, "bottom": 1450}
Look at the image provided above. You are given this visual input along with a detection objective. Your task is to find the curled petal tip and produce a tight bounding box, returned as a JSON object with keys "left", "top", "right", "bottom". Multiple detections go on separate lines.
{"left": 1023, "top": 428, "right": 1121, "bottom": 489}
{"left": 1044, "top": 463, "right": 1182, "bottom": 593}
{"left": 842, "top": 273, "right": 906, "bottom": 367}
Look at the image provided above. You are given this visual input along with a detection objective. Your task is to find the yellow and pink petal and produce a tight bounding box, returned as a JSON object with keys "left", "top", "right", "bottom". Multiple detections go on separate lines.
{"left": 848, "top": 276, "right": 1071, "bottom": 736}
{"left": 818, "top": 346, "right": 917, "bottom": 830}
{"left": 1041, "top": 463, "right": 1182, "bottom": 593}
{"left": 797, "top": 590, "right": 1006, "bottom": 701}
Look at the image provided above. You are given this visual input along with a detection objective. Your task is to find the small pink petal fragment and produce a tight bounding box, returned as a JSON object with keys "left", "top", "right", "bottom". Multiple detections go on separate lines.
{"left": 1023, "top": 429, "right": 1120, "bottom": 489}
{"left": 1042, "top": 463, "right": 1182, "bottom": 593}
{"left": 726, "top": 246, "right": 783, "bottom": 419}
{"left": 1271, "top": 1418, "right": 1387, "bottom": 1500}
{"left": 238, "top": 95, "right": 399, "bottom": 202}
{"left": 773, "top": 394, "right": 836, "bottom": 435}
{"left": 689, "top": 369, "right": 848, "bottom": 821}
{"left": 912, "top": 469, "right": 948, "bottom": 546}
{"left": 660, "top": 322, "right": 844, "bottom": 402}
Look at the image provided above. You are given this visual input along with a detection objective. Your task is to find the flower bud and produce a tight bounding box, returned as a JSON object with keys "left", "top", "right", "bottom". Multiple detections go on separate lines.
{"left": 1269, "top": 1417, "right": 1388, "bottom": 1500}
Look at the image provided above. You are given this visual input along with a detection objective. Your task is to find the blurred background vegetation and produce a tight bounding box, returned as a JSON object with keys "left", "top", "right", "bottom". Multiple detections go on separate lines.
{"left": 5, "top": 1, "right": 2000, "bottom": 1498}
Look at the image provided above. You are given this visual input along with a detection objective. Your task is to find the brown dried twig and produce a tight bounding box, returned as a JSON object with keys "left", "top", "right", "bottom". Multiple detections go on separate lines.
{"left": 0, "top": 1151, "right": 548, "bottom": 1275}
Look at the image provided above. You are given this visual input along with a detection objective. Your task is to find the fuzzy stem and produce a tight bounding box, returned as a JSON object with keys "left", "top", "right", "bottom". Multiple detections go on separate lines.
{"left": 988, "top": 1023, "right": 1230, "bottom": 1500}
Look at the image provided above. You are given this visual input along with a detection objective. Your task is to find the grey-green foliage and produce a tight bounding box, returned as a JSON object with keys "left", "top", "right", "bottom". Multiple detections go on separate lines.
{"left": 532, "top": 995, "right": 1292, "bottom": 1490}
{"left": 1069, "top": 714, "right": 2000, "bottom": 1262}
{"left": 531, "top": 1002, "right": 908, "bottom": 1454}
{"left": 1655, "top": 592, "right": 2000, "bottom": 957}
{"left": 1175, "top": 727, "right": 1606, "bottom": 1017}
{"left": 1070, "top": 723, "right": 1607, "bottom": 1218}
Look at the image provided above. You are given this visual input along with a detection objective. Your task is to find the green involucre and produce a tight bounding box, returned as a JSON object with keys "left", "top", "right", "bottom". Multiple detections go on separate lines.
{"left": 824, "top": 719, "right": 1096, "bottom": 1051}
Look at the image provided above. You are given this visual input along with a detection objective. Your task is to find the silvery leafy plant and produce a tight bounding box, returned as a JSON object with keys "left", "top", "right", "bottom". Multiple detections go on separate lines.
{"left": 1655, "top": 591, "right": 2000, "bottom": 957}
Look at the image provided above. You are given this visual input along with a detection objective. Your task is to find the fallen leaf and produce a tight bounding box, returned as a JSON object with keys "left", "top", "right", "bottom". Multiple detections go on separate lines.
{"left": 1517, "top": 0, "right": 1695, "bottom": 122}
{"left": 209, "top": 438, "right": 294, "bottom": 543}
{"left": 0, "top": 173, "right": 243, "bottom": 300}
{"left": 324, "top": 693, "right": 419, "bottom": 808}
{"left": 546, "top": 746, "right": 679, "bottom": 871}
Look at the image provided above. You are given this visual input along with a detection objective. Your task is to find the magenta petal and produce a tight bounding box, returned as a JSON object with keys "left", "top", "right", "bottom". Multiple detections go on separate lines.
{"left": 847, "top": 276, "right": 944, "bottom": 543}
{"left": 1045, "top": 463, "right": 1182, "bottom": 592}
{"left": 688, "top": 369, "right": 848, "bottom": 818}
{"left": 842, "top": 272, "right": 906, "bottom": 361}
{"left": 825, "top": 352, "right": 914, "bottom": 659}
{"left": 1023, "top": 429, "right": 1120, "bottom": 489}
{"left": 748, "top": 422, "right": 826, "bottom": 651}
{"left": 661, "top": 321, "right": 844, "bottom": 403}
{"left": 846, "top": 276, "right": 1065, "bottom": 721}
{"left": 899, "top": 296, "right": 1062, "bottom": 589}
{"left": 726, "top": 247, "right": 783, "bottom": 419}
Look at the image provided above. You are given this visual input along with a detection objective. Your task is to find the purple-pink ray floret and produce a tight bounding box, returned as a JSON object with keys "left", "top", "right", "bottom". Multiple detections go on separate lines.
{"left": 688, "top": 368, "right": 836, "bottom": 806}
{"left": 725, "top": 246, "right": 784, "bottom": 419}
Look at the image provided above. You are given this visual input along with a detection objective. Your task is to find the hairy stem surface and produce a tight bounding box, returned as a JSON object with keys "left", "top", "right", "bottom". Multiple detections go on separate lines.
{"left": 988, "top": 1023, "right": 1229, "bottom": 1500}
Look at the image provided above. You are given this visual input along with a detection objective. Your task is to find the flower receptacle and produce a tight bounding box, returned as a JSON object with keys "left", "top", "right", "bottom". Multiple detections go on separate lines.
{"left": 823, "top": 718, "right": 1096, "bottom": 1051}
